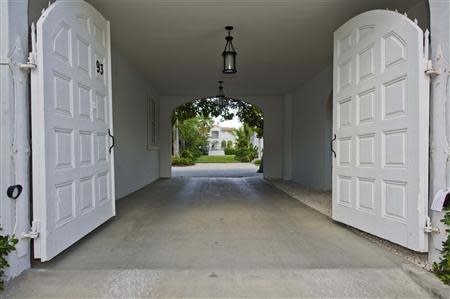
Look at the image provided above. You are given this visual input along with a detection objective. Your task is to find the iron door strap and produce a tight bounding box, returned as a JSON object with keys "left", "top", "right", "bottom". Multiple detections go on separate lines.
{"left": 108, "top": 129, "right": 115, "bottom": 154}
{"left": 331, "top": 134, "right": 337, "bottom": 158}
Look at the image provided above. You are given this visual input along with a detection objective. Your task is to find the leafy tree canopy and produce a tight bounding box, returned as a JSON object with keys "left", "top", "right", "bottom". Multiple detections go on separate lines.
{"left": 172, "top": 98, "right": 263, "bottom": 138}
{"left": 177, "top": 116, "right": 213, "bottom": 159}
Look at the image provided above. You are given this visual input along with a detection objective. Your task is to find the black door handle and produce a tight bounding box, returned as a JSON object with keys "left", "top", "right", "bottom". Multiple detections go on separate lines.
{"left": 108, "top": 129, "right": 115, "bottom": 154}
{"left": 331, "top": 134, "right": 337, "bottom": 158}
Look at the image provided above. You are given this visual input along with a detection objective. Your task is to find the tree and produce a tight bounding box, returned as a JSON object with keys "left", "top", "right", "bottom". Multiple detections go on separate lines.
{"left": 233, "top": 124, "right": 258, "bottom": 162}
{"left": 176, "top": 117, "right": 213, "bottom": 160}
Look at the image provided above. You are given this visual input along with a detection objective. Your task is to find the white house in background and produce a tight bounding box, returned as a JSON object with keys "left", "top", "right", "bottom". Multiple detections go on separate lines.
{"left": 208, "top": 124, "right": 235, "bottom": 156}
{"left": 208, "top": 124, "right": 264, "bottom": 158}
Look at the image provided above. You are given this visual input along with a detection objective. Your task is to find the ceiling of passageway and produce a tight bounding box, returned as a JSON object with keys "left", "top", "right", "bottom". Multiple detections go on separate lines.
{"left": 88, "top": 0, "right": 425, "bottom": 96}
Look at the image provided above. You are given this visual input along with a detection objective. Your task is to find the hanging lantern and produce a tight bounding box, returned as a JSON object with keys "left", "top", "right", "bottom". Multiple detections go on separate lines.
{"left": 222, "top": 26, "right": 237, "bottom": 74}
{"left": 216, "top": 81, "right": 227, "bottom": 107}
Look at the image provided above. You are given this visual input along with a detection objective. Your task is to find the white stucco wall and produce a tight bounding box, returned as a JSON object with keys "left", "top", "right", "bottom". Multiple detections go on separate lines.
{"left": 160, "top": 95, "right": 283, "bottom": 179}
{"left": 1, "top": 0, "right": 31, "bottom": 279}
{"left": 290, "top": 66, "right": 333, "bottom": 191}
{"left": 429, "top": 0, "right": 450, "bottom": 264}
{"left": 111, "top": 49, "right": 160, "bottom": 199}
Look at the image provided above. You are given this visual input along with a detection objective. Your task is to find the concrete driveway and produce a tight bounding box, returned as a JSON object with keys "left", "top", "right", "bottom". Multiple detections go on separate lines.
{"left": 172, "top": 162, "right": 260, "bottom": 177}
{"left": 4, "top": 177, "right": 441, "bottom": 298}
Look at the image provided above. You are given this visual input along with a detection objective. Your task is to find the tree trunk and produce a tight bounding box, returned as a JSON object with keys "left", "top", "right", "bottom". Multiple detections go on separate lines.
{"left": 257, "top": 156, "right": 264, "bottom": 173}
{"left": 173, "top": 121, "right": 180, "bottom": 156}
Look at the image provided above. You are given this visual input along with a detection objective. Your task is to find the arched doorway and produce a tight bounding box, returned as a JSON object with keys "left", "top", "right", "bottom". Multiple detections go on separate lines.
{"left": 169, "top": 97, "right": 264, "bottom": 178}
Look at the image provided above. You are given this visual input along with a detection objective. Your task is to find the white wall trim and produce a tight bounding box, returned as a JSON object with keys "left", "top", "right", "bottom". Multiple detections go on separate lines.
{"left": 429, "top": 0, "right": 450, "bottom": 263}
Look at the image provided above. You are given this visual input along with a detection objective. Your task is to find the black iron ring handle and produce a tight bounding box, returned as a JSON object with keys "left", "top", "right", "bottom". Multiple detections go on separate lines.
{"left": 108, "top": 129, "right": 115, "bottom": 154}
{"left": 331, "top": 134, "right": 337, "bottom": 158}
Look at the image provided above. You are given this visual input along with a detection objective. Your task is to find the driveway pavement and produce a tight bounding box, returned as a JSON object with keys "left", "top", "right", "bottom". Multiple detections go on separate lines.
{"left": 4, "top": 177, "right": 443, "bottom": 298}
{"left": 172, "top": 162, "right": 260, "bottom": 177}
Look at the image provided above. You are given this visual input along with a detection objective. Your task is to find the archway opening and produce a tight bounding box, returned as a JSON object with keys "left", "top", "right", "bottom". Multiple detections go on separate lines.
{"left": 171, "top": 97, "right": 264, "bottom": 178}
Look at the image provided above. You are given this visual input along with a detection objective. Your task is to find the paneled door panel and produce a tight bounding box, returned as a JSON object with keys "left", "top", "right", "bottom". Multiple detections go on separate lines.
{"left": 31, "top": 0, "right": 115, "bottom": 261}
{"left": 332, "top": 10, "right": 429, "bottom": 252}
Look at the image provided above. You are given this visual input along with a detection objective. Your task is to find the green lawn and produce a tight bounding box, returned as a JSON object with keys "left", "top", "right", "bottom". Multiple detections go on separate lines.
{"left": 195, "top": 155, "right": 240, "bottom": 163}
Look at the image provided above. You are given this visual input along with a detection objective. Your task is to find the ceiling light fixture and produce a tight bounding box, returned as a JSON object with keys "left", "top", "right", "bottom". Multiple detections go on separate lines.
{"left": 216, "top": 81, "right": 227, "bottom": 107}
{"left": 222, "top": 26, "right": 237, "bottom": 74}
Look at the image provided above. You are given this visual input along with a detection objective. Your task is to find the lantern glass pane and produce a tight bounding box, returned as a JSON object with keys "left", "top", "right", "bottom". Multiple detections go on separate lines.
{"left": 223, "top": 53, "right": 235, "bottom": 72}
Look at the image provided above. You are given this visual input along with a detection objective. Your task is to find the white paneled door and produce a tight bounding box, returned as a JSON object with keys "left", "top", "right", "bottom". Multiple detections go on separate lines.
{"left": 332, "top": 10, "right": 429, "bottom": 252}
{"left": 31, "top": 0, "right": 115, "bottom": 261}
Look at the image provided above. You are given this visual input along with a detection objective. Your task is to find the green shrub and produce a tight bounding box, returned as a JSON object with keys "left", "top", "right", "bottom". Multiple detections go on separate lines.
{"left": 235, "top": 146, "right": 258, "bottom": 163}
{"left": 182, "top": 148, "right": 204, "bottom": 160}
{"left": 433, "top": 206, "right": 450, "bottom": 285}
{"left": 0, "top": 229, "right": 18, "bottom": 290}
{"left": 172, "top": 156, "right": 194, "bottom": 166}
{"left": 233, "top": 124, "right": 258, "bottom": 162}
{"left": 181, "top": 149, "right": 194, "bottom": 160}
{"left": 254, "top": 159, "right": 261, "bottom": 166}
{"left": 224, "top": 147, "right": 237, "bottom": 155}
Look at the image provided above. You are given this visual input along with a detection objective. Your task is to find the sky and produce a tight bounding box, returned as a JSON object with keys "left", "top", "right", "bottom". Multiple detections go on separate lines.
{"left": 213, "top": 108, "right": 242, "bottom": 129}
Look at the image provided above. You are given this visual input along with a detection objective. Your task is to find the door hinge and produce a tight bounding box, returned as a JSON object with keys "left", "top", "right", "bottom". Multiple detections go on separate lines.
{"left": 425, "top": 60, "right": 441, "bottom": 77}
{"left": 424, "top": 216, "right": 440, "bottom": 233}
{"left": 21, "top": 220, "right": 40, "bottom": 239}
{"left": 18, "top": 52, "right": 37, "bottom": 71}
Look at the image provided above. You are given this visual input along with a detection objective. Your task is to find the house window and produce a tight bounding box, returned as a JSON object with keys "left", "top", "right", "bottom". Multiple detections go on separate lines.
{"left": 147, "top": 97, "right": 159, "bottom": 150}
{"left": 211, "top": 131, "right": 219, "bottom": 139}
